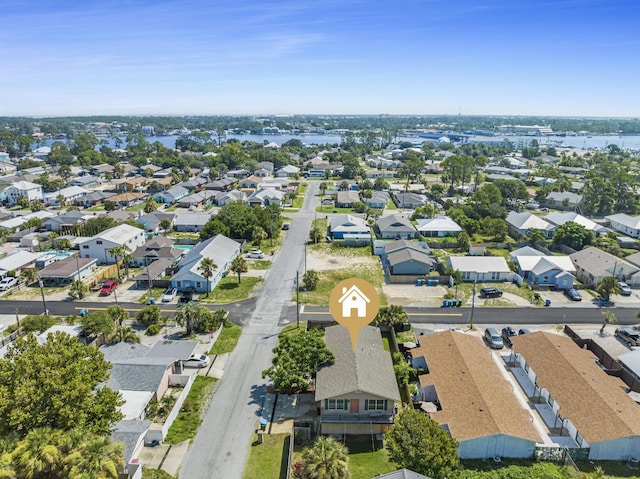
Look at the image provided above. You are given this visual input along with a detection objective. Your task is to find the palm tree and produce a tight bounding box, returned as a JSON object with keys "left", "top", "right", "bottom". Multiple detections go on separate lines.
{"left": 120, "top": 246, "right": 133, "bottom": 278}
{"left": 143, "top": 196, "right": 158, "bottom": 213}
{"left": 600, "top": 311, "right": 618, "bottom": 335}
{"left": 12, "top": 428, "right": 62, "bottom": 479}
{"left": 251, "top": 226, "right": 267, "bottom": 247}
{"left": 109, "top": 246, "right": 125, "bottom": 280}
{"left": 302, "top": 436, "right": 351, "bottom": 479}
{"left": 596, "top": 276, "right": 621, "bottom": 303}
{"left": 175, "top": 302, "right": 209, "bottom": 336}
{"left": 106, "top": 305, "right": 128, "bottom": 327}
{"left": 198, "top": 257, "right": 217, "bottom": 298}
{"left": 230, "top": 256, "right": 248, "bottom": 284}
{"left": 20, "top": 268, "right": 37, "bottom": 287}
{"left": 66, "top": 436, "right": 124, "bottom": 479}
{"left": 108, "top": 326, "right": 140, "bottom": 344}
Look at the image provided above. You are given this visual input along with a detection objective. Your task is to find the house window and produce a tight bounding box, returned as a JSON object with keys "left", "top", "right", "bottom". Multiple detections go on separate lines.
{"left": 96, "top": 240, "right": 102, "bottom": 245}
{"left": 177, "top": 282, "right": 182, "bottom": 288}
{"left": 196, "top": 282, "right": 202, "bottom": 288}
{"left": 325, "top": 399, "right": 346, "bottom": 410}
{"left": 462, "top": 272, "right": 471, "bottom": 280}
{"left": 82, "top": 245, "right": 89, "bottom": 249}
{"left": 491, "top": 271, "right": 500, "bottom": 280}
{"left": 575, "top": 431, "right": 584, "bottom": 447}
{"left": 365, "top": 399, "right": 386, "bottom": 411}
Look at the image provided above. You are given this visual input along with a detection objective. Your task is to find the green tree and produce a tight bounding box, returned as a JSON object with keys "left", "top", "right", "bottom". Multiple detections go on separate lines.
{"left": 108, "top": 327, "right": 140, "bottom": 345}
{"left": 552, "top": 221, "right": 594, "bottom": 250}
{"left": 68, "top": 280, "right": 87, "bottom": 301}
{"left": 106, "top": 305, "right": 128, "bottom": 327}
{"left": 198, "top": 309, "right": 226, "bottom": 334}
{"left": 0, "top": 333, "right": 123, "bottom": 436}
{"left": 230, "top": 255, "right": 248, "bottom": 283}
{"left": 262, "top": 329, "right": 334, "bottom": 392}
{"left": 198, "top": 257, "right": 217, "bottom": 297}
{"left": 374, "top": 305, "right": 408, "bottom": 331}
{"left": 301, "top": 436, "right": 350, "bottom": 479}
{"left": 251, "top": 226, "right": 268, "bottom": 246}
{"left": 80, "top": 312, "right": 115, "bottom": 339}
{"left": 11, "top": 427, "right": 62, "bottom": 478}
{"left": 65, "top": 435, "right": 124, "bottom": 479}
{"left": 526, "top": 229, "right": 547, "bottom": 244}
{"left": 456, "top": 231, "right": 470, "bottom": 252}
{"left": 600, "top": 310, "right": 618, "bottom": 335}
{"left": 302, "top": 270, "right": 319, "bottom": 291}
{"left": 143, "top": 196, "right": 158, "bottom": 214}
{"left": 108, "top": 246, "right": 126, "bottom": 280}
{"left": 20, "top": 315, "right": 57, "bottom": 334}
{"left": 176, "top": 301, "right": 210, "bottom": 336}
{"left": 20, "top": 268, "right": 37, "bottom": 287}
{"left": 159, "top": 218, "right": 173, "bottom": 235}
{"left": 385, "top": 407, "right": 459, "bottom": 478}
{"left": 596, "top": 276, "right": 621, "bottom": 303}
{"left": 16, "top": 195, "right": 30, "bottom": 209}
{"left": 103, "top": 201, "right": 115, "bottom": 212}
{"left": 309, "top": 226, "right": 324, "bottom": 244}
{"left": 135, "top": 305, "right": 162, "bottom": 326}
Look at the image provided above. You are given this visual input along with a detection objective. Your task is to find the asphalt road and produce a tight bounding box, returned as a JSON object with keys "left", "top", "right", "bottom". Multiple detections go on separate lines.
{"left": 179, "top": 181, "right": 320, "bottom": 479}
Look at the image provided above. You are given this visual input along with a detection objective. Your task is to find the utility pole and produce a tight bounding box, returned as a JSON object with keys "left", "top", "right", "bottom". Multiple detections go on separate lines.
{"left": 296, "top": 270, "right": 300, "bottom": 328}
{"left": 468, "top": 279, "right": 476, "bottom": 330}
{"left": 146, "top": 257, "right": 153, "bottom": 304}
{"left": 38, "top": 279, "right": 48, "bottom": 316}
{"left": 75, "top": 250, "right": 81, "bottom": 282}
{"left": 269, "top": 211, "right": 273, "bottom": 247}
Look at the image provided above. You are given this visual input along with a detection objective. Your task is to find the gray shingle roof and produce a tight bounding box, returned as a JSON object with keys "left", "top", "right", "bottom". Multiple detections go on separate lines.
{"left": 315, "top": 325, "right": 400, "bottom": 402}
{"left": 377, "top": 214, "right": 416, "bottom": 233}
{"left": 107, "top": 360, "right": 172, "bottom": 393}
{"left": 111, "top": 419, "right": 152, "bottom": 463}
{"left": 146, "top": 340, "right": 198, "bottom": 360}
{"left": 374, "top": 470, "right": 432, "bottom": 479}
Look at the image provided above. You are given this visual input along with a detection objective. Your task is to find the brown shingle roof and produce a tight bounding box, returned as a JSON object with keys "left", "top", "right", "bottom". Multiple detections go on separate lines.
{"left": 414, "top": 331, "right": 541, "bottom": 442}
{"left": 512, "top": 331, "right": 640, "bottom": 443}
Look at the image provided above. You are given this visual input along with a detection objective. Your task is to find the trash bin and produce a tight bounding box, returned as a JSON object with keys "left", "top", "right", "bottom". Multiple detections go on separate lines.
{"left": 599, "top": 299, "right": 606, "bottom": 307}
{"left": 416, "top": 279, "right": 423, "bottom": 286}
{"left": 259, "top": 418, "right": 268, "bottom": 431}
{"left": 442, "top": 300, "right": 448, "bottom": 308}
{"left": 446, "top": 300, "right": 452, "bottom": 308}
{"left": 456, "top": 300, "right": 462, "bottom": 307}
{"left": 149, "top": 297, "right": 155, "bottom": 305}
{"left": 545, "top": 299, "right": 551, "bottom": 307}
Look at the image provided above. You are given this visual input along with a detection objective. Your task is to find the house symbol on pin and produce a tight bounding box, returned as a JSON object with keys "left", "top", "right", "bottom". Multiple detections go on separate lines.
{"left": 337, "top": 285, "right": 370, "bottom": 318}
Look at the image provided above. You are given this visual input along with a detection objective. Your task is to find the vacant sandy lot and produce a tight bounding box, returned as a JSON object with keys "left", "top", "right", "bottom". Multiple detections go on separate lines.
{"left": 306, "top": 246, "right": 380, "bottom": 272}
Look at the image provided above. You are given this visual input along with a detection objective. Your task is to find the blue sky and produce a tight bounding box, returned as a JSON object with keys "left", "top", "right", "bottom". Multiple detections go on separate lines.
{"left": 1, "top": 0, "right": 639, "bottom": 116}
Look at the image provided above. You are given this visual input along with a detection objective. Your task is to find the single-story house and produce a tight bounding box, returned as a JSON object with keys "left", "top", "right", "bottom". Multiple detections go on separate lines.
{"left": 0, "top": 250, "right": 38, "bottom": 277}
{"left": 330, "top": 214, "right": 370, "bottom": 240}
{"left": 68, "top": 175, "right": 100, "bottom": 188}
{"left": 106, "top": 192, "right": 146, "bottom": 208}
{"left": 316, "top": 325, "right": 400, "bottom": 435}
{"left": 412, "top": 331, "right": 542, "bottom": 458}
{"left": 416, "top": 215, "right": 462, "bottom": 238}
{"left": 132, "top": 258, "right": 172, "bottom": 288}
{"left": 136, "top": 212, "right": 176, "bottom": 235}
{"left": 447, "top": 256, "right": 511, "bottom": 282}
{"left": 508, "top": 246, "right": 544, "bottom": 261}
{"left": 238, "top": 175, "right": 263, "bottom": 189}
{"left": 376, "top": 214, "right": 417, "bottom": 239}
{"left": 247, "top": 188, "right": 285, "bottom": 207}
{"left": 544, "top": 212, "right": 608, "bottom": 236}
{"left": 514, "top": 255, "right": 575, "bottom": 289}
{"left": 334, "top": 190, "right": 359, "bottom": 208}
{"left": 217, "top": 190, "right": 246, "bottom": 206}
{"left": 43, "top": 186, "right": 90, "bottom": 206}
{"left": 73, "top": 190, "right": 115, "bottom": 207}
{"left": 511, "top": 332, "right": 640, "bottom": 460}
{"left": 365, "top": 191, "right": 389, "bottom": 209}
{"left": 174, "top": 212, "right": 211, "bottom": 232}
{"left": 0, "top": 211, "right": 54, "bottom": 232}
{"left": 177, "top": 190, "right": 218, "bottom": 209}
{"left": 79, "top": 224, "right": 146, "bottom": 264}
{"left": 606, "top": 213, "right": 640, "bottom": 238}
{"left": 42, "top": 210, "right": 90, "bottom": 232}
{"left": 204, "top": 178, "right": 236, "bottom": 191}
{"left": 392, "top": 192, "right": 427, "bottom": 209}
{"left": 506, "top": 211, "right": 555, "bottom": 239}
{"left": 544, "top": 192, "right": 583, "bottom": 210}
{"left": 170, "top": 234, "right": 241, "bottom": 293}
{"left": 38, "top": 257, "right": 98, "bottom": 286}
{"left": 275, "top": 165, "right": 300, "bottom": 178}
{"left": 570, "top": 247, "right": 640, "bottom": 286}
{"left": 384, "top": 240, "right": 435, "bottom": 276}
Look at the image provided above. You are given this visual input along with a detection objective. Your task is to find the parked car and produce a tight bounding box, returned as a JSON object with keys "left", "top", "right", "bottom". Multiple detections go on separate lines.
{"left": 615, "top": 328, "right": 640, "bottom": 347}
{"left": 184, "top": 354, "right": 210, "bottom": 368}
{"left": 246, "top": 250, "right": 265, "bottom": 259}
{"left": 518, "top": 328, "right": 531, "bottom": 335}
{"left": 484, "top": 327, "right": 504, "bottom": 349}
{"left": 0, "top": 276, "right": 19, "bottom": 291}
{"left": 179, "top": 288, "right": 195, "bottom": 304}
{"left": 501, "top": 327, "right": 518, "bottom": 347}
{"left": 564, "top": 288, "right": 582, "bottom": 301}
{"left": 99, "top": 280, "right": 119, "bottom": 295}
{"left": 162, "top": 288, "right": 177, "bottom": 303}
{"left": 480, "top": 287, "right": 503, "bottom": 298}
{"left": 619, "top": 282, "right": 632, "bottom": 296}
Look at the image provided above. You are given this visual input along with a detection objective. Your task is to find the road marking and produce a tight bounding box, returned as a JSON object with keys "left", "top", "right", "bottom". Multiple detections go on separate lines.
{"left": 73, "top": 306, "right": 159, "bottom": 313}
{"left": 301, "top": 311, "right": 463, "bottom": 317}
{"left": 300, "top": 305, "right": 305, "bottom": 314}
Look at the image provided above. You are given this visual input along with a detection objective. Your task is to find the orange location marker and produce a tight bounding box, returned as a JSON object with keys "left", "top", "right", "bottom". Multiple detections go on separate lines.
{"left": 329, "top": 278, "right": 380, "bottom": 350}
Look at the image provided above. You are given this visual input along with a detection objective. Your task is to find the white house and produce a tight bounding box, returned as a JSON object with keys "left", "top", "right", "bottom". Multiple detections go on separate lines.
{"left": 447, "top": 256, "right": 511, "bottom": 281}
{"left": 0, "top": 250, "right": 38, "bottom": 277}
{"left": 275, "top": 165, "right": 300, "bottom": 178}
{"left": 170, "top": 234, "right": 241, "bottom": 293}
{"left": 2, "top": 181, "right": 43, "bottom": 205}
{"left": 43, "top": 186, "right": 90, "bottom": 206}
{"left": 544, "top": 212, "right": 608, "bottom": 236}
{"left": 416, "top": 215, "right": 462, "bottom": 238}
{"left": 79, "top": 224, "right": 146, "bottom": 264}
{"left": 506, "top": 211, "right": 555, "bottom": 238}
{"left": 606, "top": 213, "right": 640, "bottom": 238}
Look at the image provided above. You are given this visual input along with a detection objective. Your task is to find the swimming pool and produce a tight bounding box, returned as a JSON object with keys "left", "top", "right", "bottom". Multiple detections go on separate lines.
{"left": 173, "top": 245, "right": 194, "bottom": 252}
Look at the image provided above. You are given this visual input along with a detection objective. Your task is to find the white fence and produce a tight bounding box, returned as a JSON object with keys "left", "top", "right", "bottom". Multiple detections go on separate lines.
{"left": 145, "top": 373, "right": 196, "bottom": 444}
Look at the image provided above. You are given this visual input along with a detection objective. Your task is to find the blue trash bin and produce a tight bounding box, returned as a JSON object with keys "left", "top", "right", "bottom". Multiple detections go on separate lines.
{"left": 442, "top": 300, "right": 447, "bottom": 308}
{"left": 545, "top": 299, "right": 551, "bottom": 307}
{"left": 149, "top": 297, "right": 155, "bottom": 305}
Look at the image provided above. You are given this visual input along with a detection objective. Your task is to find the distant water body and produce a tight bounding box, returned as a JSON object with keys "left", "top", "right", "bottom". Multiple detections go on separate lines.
{"left": 38, "top": 133, "right": 640, "bottom": 151}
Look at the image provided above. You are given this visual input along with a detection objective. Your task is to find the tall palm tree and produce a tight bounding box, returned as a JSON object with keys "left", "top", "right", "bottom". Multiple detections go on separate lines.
{"left": 109, "top": 246, "right": 125, "bottom": 280}
{"left": 159, "top": 218, "right": 172, "bottom": 236}
{"left": 302, "top": 436, "right": 351, "bottom": 479}
{"left": 120, "top": 246, "right": 133, "bottom": 278}
{"left": 12, "top": 428, "right": 62, "bottom": 479}
{"left": 175, "top": 302, "right": 208, "bottom": 336}
{"left": 67, "top": 436, "right": 124, "bottom": 479}
{"left": 198, "top": 257, "right": 217, "bottom": 298}
{"left": 230, "top": 256, "right": 248, "bottom": 284}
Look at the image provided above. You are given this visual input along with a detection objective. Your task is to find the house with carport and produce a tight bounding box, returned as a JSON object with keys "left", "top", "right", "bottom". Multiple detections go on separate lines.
{"left": 510, "top": 332, "right": 640, "bottom": 460}
{"left": 447, "top": 256, "right": 511, "bottom": 282}
{"left": 315, "top": 325, "right": 400, "bottom": 436}
{"left": 411, "top": 331, "right": 542, "bottom": 458}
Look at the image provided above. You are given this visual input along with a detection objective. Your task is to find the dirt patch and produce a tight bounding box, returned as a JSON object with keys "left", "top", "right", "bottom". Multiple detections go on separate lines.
{"left": 382, "top": 284, "right": 446, "bottom": 307}
{"left": 306, "top": 248, "right": 379, "bottom": 272}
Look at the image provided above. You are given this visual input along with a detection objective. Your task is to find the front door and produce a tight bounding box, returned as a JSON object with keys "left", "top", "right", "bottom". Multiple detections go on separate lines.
{"left": 350, "top": 399, "right": 359, "bottom": 414}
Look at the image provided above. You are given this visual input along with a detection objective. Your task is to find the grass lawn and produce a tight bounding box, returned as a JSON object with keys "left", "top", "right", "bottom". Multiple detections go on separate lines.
{"left": 311, "top": 217, "right": 328, "bottom": 232}
{"left": 386, "top": 199, "right": 398, "bottom": 210}
{"left": 249, "top": 259, "right": 271, "bottom": 270}
{"left": 486, "top": 248, "right": 511, "bottom": 260}
{"left": 254, "top": 232, "right": 285, "bottom": 255}
{"left": 243, "top": 433, "right": 290, "bottom": 479}
{"left": 209, "top": 322, "right": 242, "bottom": 355}
{"left": 315, "top": 205, "right": 356, "bottom": 214}
{"left": 167, "top": 232, "right": 200, "bottom": 240}
{"left": 345, "top": 437, "right": 395, "bottom": 479}
{"left": 125, "top": 202, "right": 146, "bottom": 212}
{"left": 298, "top": 183, "right": 308, "bottom": 194}
{"left": 86, "top": 204, "right": 105, "bottom": 212}
{"left": 298, "top": 263, "right": 385, "bottom": 306}
{"left": 307, "top": 243, "right": 372, "bottom": 258}
{"left": 199, "top": 276, "right": 263, "bottom": 304}
{"left": 136, "top": 287, "right": 168, "bottom": 304}
{"left": 576, "top": 460, "right": 640, "bottom": 478}
{"left": 164, "top": 376, "right": 218, "bottom": 444}
{"left": 291, "top": 195, "right": 304, "bottom": 209}
{"left": 142, "top": 469, "right": 175, "bottom": 479}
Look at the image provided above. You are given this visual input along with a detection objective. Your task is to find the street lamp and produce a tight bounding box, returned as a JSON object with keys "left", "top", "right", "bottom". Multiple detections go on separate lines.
{"left": 38, "top": 279, "right": 48, "bottom": 316}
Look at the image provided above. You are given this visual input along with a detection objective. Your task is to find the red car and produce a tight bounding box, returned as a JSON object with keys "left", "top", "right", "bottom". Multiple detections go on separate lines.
{"left": 100, "top": 280, "right": 119, "bottom": 295}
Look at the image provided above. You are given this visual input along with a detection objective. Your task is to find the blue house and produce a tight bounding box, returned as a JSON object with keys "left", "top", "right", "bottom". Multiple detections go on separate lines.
{"left": 154, "top": 185, "right": 189, "bottom": 205}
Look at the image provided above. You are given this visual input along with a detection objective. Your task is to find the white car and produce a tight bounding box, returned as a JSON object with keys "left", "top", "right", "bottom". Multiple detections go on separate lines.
{"left": 0, "top": 277, "right": 19, "bottom": 291}
{"left": 246, "top": 250, "right": 265, "bottom": 259}
{"left": 619, "top": 282, "right": 632, "bottom": 296}
{"left": 184, "top": 354, "right": 210, "bottom": 368}
{"left": 162, "top": 288, "right": 177, "bottom": 302}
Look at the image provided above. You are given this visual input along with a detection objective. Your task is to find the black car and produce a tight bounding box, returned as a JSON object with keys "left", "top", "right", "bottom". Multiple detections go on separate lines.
{"left": 518, "top": 328, "right": 531, "bottom": 335}
{"left": 564, "top": 288, "right": 582, "bottom": 301}
{"left": 501, "top": 327, "right": 518, "bottom": 347}
{"left": 480, "top": 287, "right": 503, "bottom": 298}
{"left": 179, "top": 288, "right": 195, "bottom": 304}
